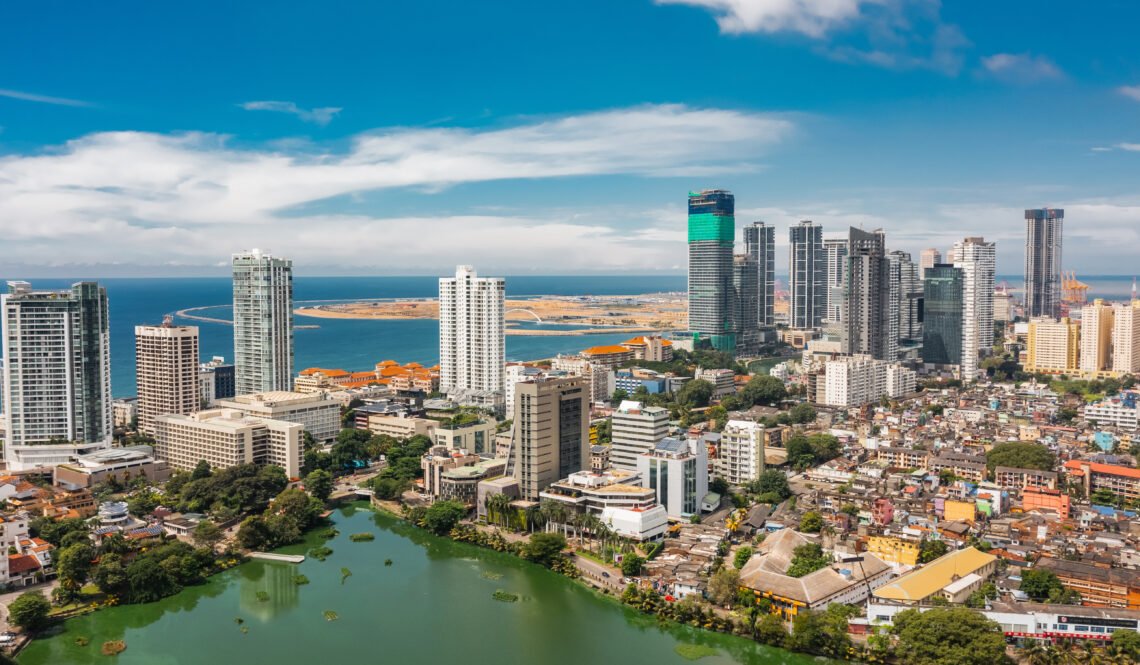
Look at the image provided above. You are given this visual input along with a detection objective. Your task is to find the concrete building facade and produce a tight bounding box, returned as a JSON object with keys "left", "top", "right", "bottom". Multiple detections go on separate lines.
{"left": 135, "top": 320, "right": 200, "bottom": 435}
{"left": 439, "top": 265, "right": 505, "bottom": 408}
{"left": 232, "top": 250, "right": 294, "bottom": 394}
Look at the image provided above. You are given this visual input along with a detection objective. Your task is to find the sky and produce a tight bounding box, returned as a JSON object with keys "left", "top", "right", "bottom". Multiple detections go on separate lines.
{"left": 1, "top": 0, "right": 1138, "bottom": 278}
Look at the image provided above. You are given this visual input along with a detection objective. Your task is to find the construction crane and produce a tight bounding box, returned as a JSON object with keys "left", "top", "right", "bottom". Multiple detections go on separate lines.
{"left": 1062, "top": 271, "right": 1089, "bottom": 305}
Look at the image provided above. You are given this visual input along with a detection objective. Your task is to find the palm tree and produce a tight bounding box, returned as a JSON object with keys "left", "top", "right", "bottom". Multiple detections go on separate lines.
{"left": 1022, "top": 641, "right": 1054, "bottom": 665}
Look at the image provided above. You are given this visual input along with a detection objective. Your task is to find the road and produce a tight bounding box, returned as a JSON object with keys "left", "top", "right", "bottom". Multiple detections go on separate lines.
{"left": 573, "top": 554, "right": 624, "bottom": 592}
{"left": 0, "top": 580, "right": 58, "bottom": 633}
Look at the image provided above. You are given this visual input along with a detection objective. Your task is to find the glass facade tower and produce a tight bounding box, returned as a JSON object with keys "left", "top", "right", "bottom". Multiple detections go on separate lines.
{"left": 687, "top": 190, "right": 736, "bottom": 353}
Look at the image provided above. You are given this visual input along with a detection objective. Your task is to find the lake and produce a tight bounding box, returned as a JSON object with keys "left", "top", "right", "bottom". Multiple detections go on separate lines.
{"left": 19, "top": 504, "right": 825, "bottom": 665}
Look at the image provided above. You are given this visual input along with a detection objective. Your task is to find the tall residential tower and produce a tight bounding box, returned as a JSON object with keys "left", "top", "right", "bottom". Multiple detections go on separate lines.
{"left": 439, "top": 265, "right": 505, "bottom": 407}
{"left": 954, "top": 237, "right": 996, "bottom": 380}
{"left": 232, "top": 249, "right": 294, "bottom": 394}
{"left": 789, "top": 220, "right": 825, "bottom": 330}
{"left": 135, "top": 318, "right": 200, "bottom": 435}
{"left": 842, "top": 228, "right": 892, "bottom": 360}
{"left": 1, "top": 281, "right": 112, "bottom": 469}
{"left": 743, "top": 221, "right": 775, "bottom": 328}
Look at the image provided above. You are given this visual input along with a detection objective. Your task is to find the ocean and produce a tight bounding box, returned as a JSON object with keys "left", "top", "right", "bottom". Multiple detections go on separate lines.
{"left": 5, "top": 275, "right": 687, "bottom": 398}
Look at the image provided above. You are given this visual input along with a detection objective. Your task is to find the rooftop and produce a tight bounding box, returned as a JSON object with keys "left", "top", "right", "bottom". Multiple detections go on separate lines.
{"left": 873, "top": 547, "right": 996, "bottom": 602}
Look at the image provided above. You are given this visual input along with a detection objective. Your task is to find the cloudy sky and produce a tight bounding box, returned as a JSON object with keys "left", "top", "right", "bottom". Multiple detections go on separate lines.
{"left": 1, "top": 1, "right": 1138, "bottom": 277}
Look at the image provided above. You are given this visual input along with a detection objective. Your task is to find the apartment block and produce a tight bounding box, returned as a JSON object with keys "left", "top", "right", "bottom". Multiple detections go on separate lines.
{"left": 512, "top": 377, "right": 589, "bottom": 500}
{"left": 135, "top": 320, "right": 200, "bottom": 435}
{"left": 610, "top": 400, "right": 669, "bottom": 471}
{"left": 154, "top": 409, "right": 303, "bottom": 478}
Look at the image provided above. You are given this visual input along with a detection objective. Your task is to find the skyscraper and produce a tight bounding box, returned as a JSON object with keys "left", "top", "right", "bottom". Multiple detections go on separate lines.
{"left": 1024, "top": 208, "right": 1064, "bottom": 319}
{"left": 439, "top": 265, "right": 505, "bottom": 407}
{"left": 1, "top": 281, "right": 112, "bottom": 469}
{"left": 922, "top": 265, "right": 964, "bottom": 367}
{"left": 136, "top": 318, "right": 200, "bottom": 435}
{"left": 687, "top": 190, "right": 736, "bottom": 352}
{"left": 511, "top": 376, "right": 589, "bottom": 500}
{"left": 842, "top": 228, "right": 892, "bottom": 360}
{"left": 732, "top": 254, "right": 761, "bottom": 353}
{"left": 953, "top": 237, "right": 996, "bottom": 380}
{"left": 789, "top": 220, "right": 825, "bottom": 330}
{"left": 1079, "top": 300, "right": 1114, "bottom": 375}
{"left": 823, "top": 234, "right": 848, "bottom": 324}
{"left": 232, "top": 249, "right": 294, "bottom": 395}
{"left": 919, "top": 248, "right": 941, "bottom": 275}
{"left": 743, "top": 221, "right": 775, "bottom": 327}
{"left": 1111, "top": 302, "right": 1140, "bottom": 374}
{"left": 887, "top": 250, "right": 923, "bottom": 358}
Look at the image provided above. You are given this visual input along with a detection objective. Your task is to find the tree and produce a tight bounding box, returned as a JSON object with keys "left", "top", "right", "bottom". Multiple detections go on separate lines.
{"left": 749, "top": 469, "right": 791, "bottom": 500}
{"left": 741, "top": 375, "right": 787, "bottom": 406}
{"left": 191, "top": 459, "right": 213, "bottom": 481}
{"left": 236, "top": 515, "right": 271, "bottom": 550}
{"left": 1110, "top": 629, "right": 1140, "bottom": 662}
{"left": 707, "top": 567, "right": 741, "bottom": 607}
{"left": 709, "top": 478, "right": 729, "bottom": 496}
{"left": 620, "top": 555, "right": 645, "bottom": 577}
{"left": 1020, "top": 568, "right": 1065, "bottom": 602}
{"left": 305, "top": 469, "right": 335, "bottom": 503}
{"left": 985, "top": 441, "right": 1056, "bottom": 473}
{"left": 56, "top": 542, "right": 95, "bottom": 592}
{"left": 799, "top": 511, "right": 824, "bottom": 533}
{"left": 8, "top": 591, "right": 51, "bottom": 631}
{"left": 706, "top": 405, "right": 728, "bottom": 431}
{"left": 755, "top": 613, "right": 788, "bottom": 647}
{"left": 524, "top": 532, "right": 567, "bottom": 568}
{"left": 420, "top": 500, "right": 467, "bottom": 535}
{"left": 918, "top": 539, "right": 949, "bottom": 564}
{"left": 192, "top": 521, "right": 224, "bottom": 550}
{"left": 92, "top": 553, "right": 129, "bottom": 596}
{"left": 893, "top": 607, "right": 1012, "bottom": 665}
{"left": 788, "top": 402, "right": 817, "bottom": 424}
{"left": 786, "top": 543, "right": 831, "bottom": 578}
{"left": 611, "top": 388, "right": 629, "bottom": 403}
{"left": 733, "top": 546, "right": 754, "bottom": 569}
{"left": 125, "top": 557, "right": 179, "bottom": 604}
{"left": 675, "top": 379, "right": 715, "bottom": 408}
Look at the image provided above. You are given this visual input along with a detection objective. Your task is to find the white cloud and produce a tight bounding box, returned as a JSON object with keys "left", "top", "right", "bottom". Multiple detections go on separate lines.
{"left": 240, "top": 100, "right": 343, "bottom": 125}
{"left": 0, "top": 87, "right": 92, "bottom": 107}
{"left": 980, "top": 53, "right": 1064, "bottom": 83}
{"left": 0, "top": 104, "right": 794, "bottom": 272}
{"left": 655, "top": 0, "right": 869, "bottom": 38}
{"left": 1116, "top": 143, "right": 1140, "bottom": 152}
{"left": 1118, "top": 85, "right": 1140, "bottom": 102}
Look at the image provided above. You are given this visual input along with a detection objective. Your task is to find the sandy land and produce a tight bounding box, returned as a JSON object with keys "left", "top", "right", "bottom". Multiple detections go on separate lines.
{"left": 294, "top": 294, "right": 688, "bottom": 335}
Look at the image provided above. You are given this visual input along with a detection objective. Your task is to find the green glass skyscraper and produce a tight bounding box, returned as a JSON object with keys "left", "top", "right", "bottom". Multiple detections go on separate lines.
{"left": 922, "top": 264, "right": 964, "bottom": 367}
{"left": 687, "top": 190, "right": 735, "bottom": 353}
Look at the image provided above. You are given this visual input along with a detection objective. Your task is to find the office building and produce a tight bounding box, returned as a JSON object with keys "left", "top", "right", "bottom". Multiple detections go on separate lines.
{"left": 1, "top": 281, "right": 112, "bottom": 470}
{"left": 743, "top": 222, "right": 775, "bottom": 327}
{"left": 919, "top": 248, "right": 941, "bottom": 275}
{"left": 1025, "top": 317, "right": 1080, "bottom": 374}
{"left": 135, "top": 319, "right": 200, "bottom": 435}
{"left": 637, "top": 437, "right": 708, "bottom": 519}
{"left": 732, "top": 254, "right": 761, "bottom": 354}
{"left": 439, "top": 265, "right": 505, "bottom": 408}
{"left": 154, "top": 408, "right": 303, "bottom": 478}
{"left": 789, "top": 220, "right": 825, "bottom": 330}
{"left": 922, "top": 264, "right": 964, "bottom": 368}
{"left": 199, "top": 356, "right": 235, "bottom": 406}
{"left": 215, "top": 391, "right": 340, "bottom": 444}
{"left": 842, "top": 228, "right": 892, "bottom": 360}
{"left": 540, "top": 468, "right": 669, "bottom": 541}
{"left": 887, "top": 250, "right": 923, "bottom": 358}
{"left": 610, "top": 400, "right": 669, "bottom": 472}
{"left": 232, "top": 249, "right": 294, "bottom": 395}
{"left": 954, "top": 237, "right": 996, "bottom": 380}
{"left": 823, "top": 234, "right": 848, "bottom": 324}
{"left": 1024, "top": 208, "right": 1064, "bottom": 319}
{"left": 1111, "top": 301, "right": 1140, "bottom": 373}
{"left": 511, "top": 377, "right": 589, "bottom": 500}
{"left": 687, "top": 190, "right": 736, "bottom": 352}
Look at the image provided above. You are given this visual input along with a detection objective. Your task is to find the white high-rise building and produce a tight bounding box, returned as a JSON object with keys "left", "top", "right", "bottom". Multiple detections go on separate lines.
{"left": 1111, "top": 301, "right": 1140, "bottom": 374}
{"left": 718, "top": 420, "right": 766, "bottom": 485}
{"left": 610, "top": 400, "right": 669, "bottom": 472}
{"left": 439, "top": 265, "right": 505, "bottom": 408}
{"left": 232, "top": 249, "right": 294, "bottom": 395}
{"left": 919, "top": 248, "right": 941, "bottom": 276}
{"left": 135, "top": 319, "right": 200, "bottom": 435}
{"left": 637, "top": 437, "right": 708, "bottom": 519}
{"left": 954, "top": 237, "right": 996, "bottom": 381}
{"left": 823, "top": 234, "right": 848, "bottom": 324}
{"left": 1, "top": 281, "right": 112, "bottom": 469}
{"left": 823, "top": 355, "right": 915, "bottom": 407}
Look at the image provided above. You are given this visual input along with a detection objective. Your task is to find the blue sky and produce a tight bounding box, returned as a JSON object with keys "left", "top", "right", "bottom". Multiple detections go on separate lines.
{"left": 1, "top": 0, "right": 1138, "bottom": 277}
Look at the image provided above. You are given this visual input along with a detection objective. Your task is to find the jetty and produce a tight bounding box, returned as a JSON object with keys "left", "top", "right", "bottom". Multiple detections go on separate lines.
{"left": 249, "top": 552, "right": 305, "bottom": 563}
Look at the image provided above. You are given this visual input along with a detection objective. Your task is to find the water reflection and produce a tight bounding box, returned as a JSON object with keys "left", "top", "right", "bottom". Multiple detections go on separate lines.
{"left": 238, "top": 562, "right": 301, "bottom": 621}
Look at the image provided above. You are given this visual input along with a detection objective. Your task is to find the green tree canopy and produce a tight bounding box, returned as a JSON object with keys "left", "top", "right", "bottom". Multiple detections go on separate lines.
{"left": 192, "top": 520, "right": 224, "bottom": 550}
{"left": 741, "top": 375, "right": 787, "bottom": 406}
{"left": 707, "top": 567, "right": 741, "bottom": 607}
{"left": 305, "top": 469, "right": 335, "bottom": 502}
{"left": 524, "top": 532, "right": 567, "bottom": 568}
{"left": 620, "top": 555, "right": 645, "bottom": 577}
{"left": 786, "top": 543, "right": 831, "bottom": 578}
{"left": 8, "top": 591, "right": 51, "bottom": 631}
{"left": 733, "top": 546, "right": 754, "bottom": 569}
{"left": 1019, "top": 568, "right": 1064, "bottom": 601}
{"left": 420, "top": 500, "right": 467, "bottom": 535}
{"left": 985, "top": 441, "right": 1056, "bottom": 473}
{"left": 893, "top": 607, "right": 1012, "bottom": 665}
{"left": 918, "top": 539, "right": 949, "bottom": 564}
{"left": 799, "top": 511, "right": 825, "bottom": 533}
{"left": 675, "top": 379, "right": 715, "bottom": 408}
{"left": 748, "top": 469, "right": 791, "bottom": 500}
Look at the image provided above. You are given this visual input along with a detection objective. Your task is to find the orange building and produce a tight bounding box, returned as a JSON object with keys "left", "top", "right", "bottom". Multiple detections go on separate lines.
{"left": 1064, "top": 460, "right": 1140, "bottom": 502}
{"left": 620, "top": 336, "right": 673, "bottom": 362}
{"left": 1021, "top": 487, "right": 1070, "bottom": 519}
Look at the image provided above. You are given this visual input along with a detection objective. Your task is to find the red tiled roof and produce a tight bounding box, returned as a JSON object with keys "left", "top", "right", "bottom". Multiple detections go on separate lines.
{"left": 8, "top": 554, "right": 41, "bottom": 574}
{"left": 1064, "top": 460, "right": 1140, "bottom": 480}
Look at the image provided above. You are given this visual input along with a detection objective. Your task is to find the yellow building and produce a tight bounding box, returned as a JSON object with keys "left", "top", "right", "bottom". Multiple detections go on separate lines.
{"left": 1025, "top": 317, "right": 1080, "bottom": 375}
{"left": 943, "top": 499, "right": 977, "bottom": 523}
{"left": 1079, "top": 300, "right": 1116, "bottom": 377}
{"left": 866, "top": 536, "right": 919, "bottom": 567}
{"left": 872, "top": 547, "right": 998, "bottom": 605}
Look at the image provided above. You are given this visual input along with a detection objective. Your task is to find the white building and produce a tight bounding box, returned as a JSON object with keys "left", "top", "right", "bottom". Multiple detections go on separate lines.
{"left": 953, "top": 237, "right": 996, "bottom": 381}
{"left": 823, "top": 355, "right": 915, "bottom": 407}
{"left": 232, "top": 250, "right": 294, "bottom": 395}
{"left": 637, "top": 437, "right": 709, "bottom": 519}
{"left": 610, "top": 400, "right": 669, "bottom": 471}
{"left": 504, "top": 364, "right": 543, "bottom": 411}
{"left": 154, "top": 408, "right": 303, "bottom": 478}
{"left": 718, "top": 420, "right": 766, "bottom": 485}
{"left": 550, "top": 354, "right": 611, "bottom": 404}
{"left": 540, "top": 468, "right": 669, "bottom": 541}
{"left": 199, "top": 356, "right": 235, "bottom": 407}
{"left": 439, "top": 266, "right": 505, "bottom": 409}
{"left": 135, "top": 320, "right": 200, "bottom": 435}
{"left": 1112, "top": 301, "right": 1140, "bottom": 374}
{"left": 1, "top": 281, "right": 112, "bottom": 470}
{"left": 1083, "top": 393, "right": 1140, "bottom": 430}
{"left": 215, "top": 391, "right": 340, "bottom": 443}
{"left": 695, "top": 367, "right": 736, "bottom": 398}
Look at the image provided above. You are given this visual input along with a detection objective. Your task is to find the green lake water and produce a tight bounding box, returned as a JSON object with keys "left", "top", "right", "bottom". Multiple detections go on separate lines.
{"left": 21, "top": 504, "right": 826, "bottom": 665}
